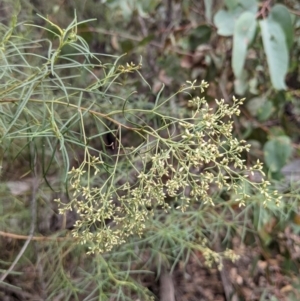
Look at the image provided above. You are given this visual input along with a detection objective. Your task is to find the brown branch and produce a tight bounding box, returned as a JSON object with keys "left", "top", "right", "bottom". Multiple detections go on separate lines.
{"left": 159, "top": 266, "right": 175, "bottom": 301}
{"left": 289, "top": 9, "right": 300, "bottom": 16}
{"left": 0, "top": 230, "right": 74, "bottom": 242}
{"left": 256, "top": 0, "right": 272, "bottom": 19}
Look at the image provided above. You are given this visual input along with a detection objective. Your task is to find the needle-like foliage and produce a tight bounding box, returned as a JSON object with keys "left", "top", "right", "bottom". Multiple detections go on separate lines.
{"left": 0, "top": 14, "right": 285, "bottom": 300}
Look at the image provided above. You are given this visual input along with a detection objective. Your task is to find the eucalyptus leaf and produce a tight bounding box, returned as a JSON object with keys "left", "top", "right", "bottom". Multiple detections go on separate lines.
{"left": 238, "top": 0, "right": 258, "bottom": 14}
{"left": 246, "top": 97, "right": 264, "bottom": 116}
{"left": 246, "top": 97, "right": 274, "bottom": 121}
{"left": 214, "top": 7, "right": 243, "bottom": 36}
{"left": 234, "top": 70, "right": 248, "bottom": 95}
{"left": 232, "top": 11, "right": 257, "bottom": 77}
{"left": 269, "top": 4, "right": 294, "bottom": 50}
{"left": 257, "top": 100, "right": 273, "bottom": 121}
{"left": 264, "top": 136, "right": 292, "bottom": 172}
{"left": 260, "top": 18, "right": 288, "bottom": 90}
{"left": 214, "top": 0, "right": 258, "bottom": 37}
{"left": 224, "top": 0, "right": 239, "bottom": 10}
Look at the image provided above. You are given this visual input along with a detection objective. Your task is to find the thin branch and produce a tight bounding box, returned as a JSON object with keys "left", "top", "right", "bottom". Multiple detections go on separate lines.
{"left": 215, "top": 240, "right": 238, "bottom": 301}
{"left": 159, "top": 266, "right": 175, "bottom": 301}
{"left": 0, "top": 231, "right": 73, "bottom": 241}
{"left": 256, "top": 0, "right": 272, "bottom": 19}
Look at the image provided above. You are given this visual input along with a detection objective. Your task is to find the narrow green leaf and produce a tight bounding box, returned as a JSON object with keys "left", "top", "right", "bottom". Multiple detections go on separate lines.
{"left": 232, "top": 11, "right": 257, "bottom": 78}
{"left": 3, "top": 82, "right": 36, "bottom": 136}
{"left": 260, "top": 18, "right": 288, "bottom": 90}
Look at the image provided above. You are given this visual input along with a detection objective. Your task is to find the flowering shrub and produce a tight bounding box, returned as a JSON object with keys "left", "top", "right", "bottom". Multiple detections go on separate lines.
{"left": 0, "top": 15, "right": 280, "bottom": 257}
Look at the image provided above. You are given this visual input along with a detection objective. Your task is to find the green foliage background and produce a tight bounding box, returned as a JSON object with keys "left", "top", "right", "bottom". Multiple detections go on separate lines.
{"left": 0, "top": 0, "right": 300, "bottom": 300}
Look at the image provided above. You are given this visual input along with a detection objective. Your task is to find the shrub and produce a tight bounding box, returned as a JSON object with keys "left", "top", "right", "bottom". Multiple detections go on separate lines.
{"left": 0, "top": 14, "right": 282, "bottom": 299}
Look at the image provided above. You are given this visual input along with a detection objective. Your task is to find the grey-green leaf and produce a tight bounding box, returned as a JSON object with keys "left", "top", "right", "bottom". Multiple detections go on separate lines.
{"left": 224, "top": 0, "right": 239, "bottom": 10}
{"left": 238, "top": 0, "right": 258, "bottom": 14}
{"left": 232, "top": 11, "right": 257, "bottom": 78}
{"left": 260, "top": 18, "right": 288, "bottom": 90}
{"left": 214, "top": 7, "right": 243, "bottom": 36}
{"left": 264, "top": 136, "right": 292, "bottom": 172}
{"left": 234, "top": 70, "right": 249, "bottom": 95}
{"left": 246, "top": 97, "right": 274, "bottom": 121}
{"left": 269, "top": 4, "right": 294, "bottom": 50}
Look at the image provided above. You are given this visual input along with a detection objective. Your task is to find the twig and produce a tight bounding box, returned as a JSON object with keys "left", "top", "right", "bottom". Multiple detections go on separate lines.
{"left": 215, "top": 239, "right": 238, "bottom": 301}
{"left": 159, "top": 266, "right": 175, "bottom": 301}
{"left": 138, "top": 15, "right": 148, "bottom": 37}
{"left": 165, "top": 0, "right": 172, "bottom": 27}
{"left": 256, "top": 0, "right": 272, "bottom": 19}
{"left": 0, "top": 230, "right": 73, "bottom": 241}
{"left": 289, "top": 9, "right": 300, "bottom": 16}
